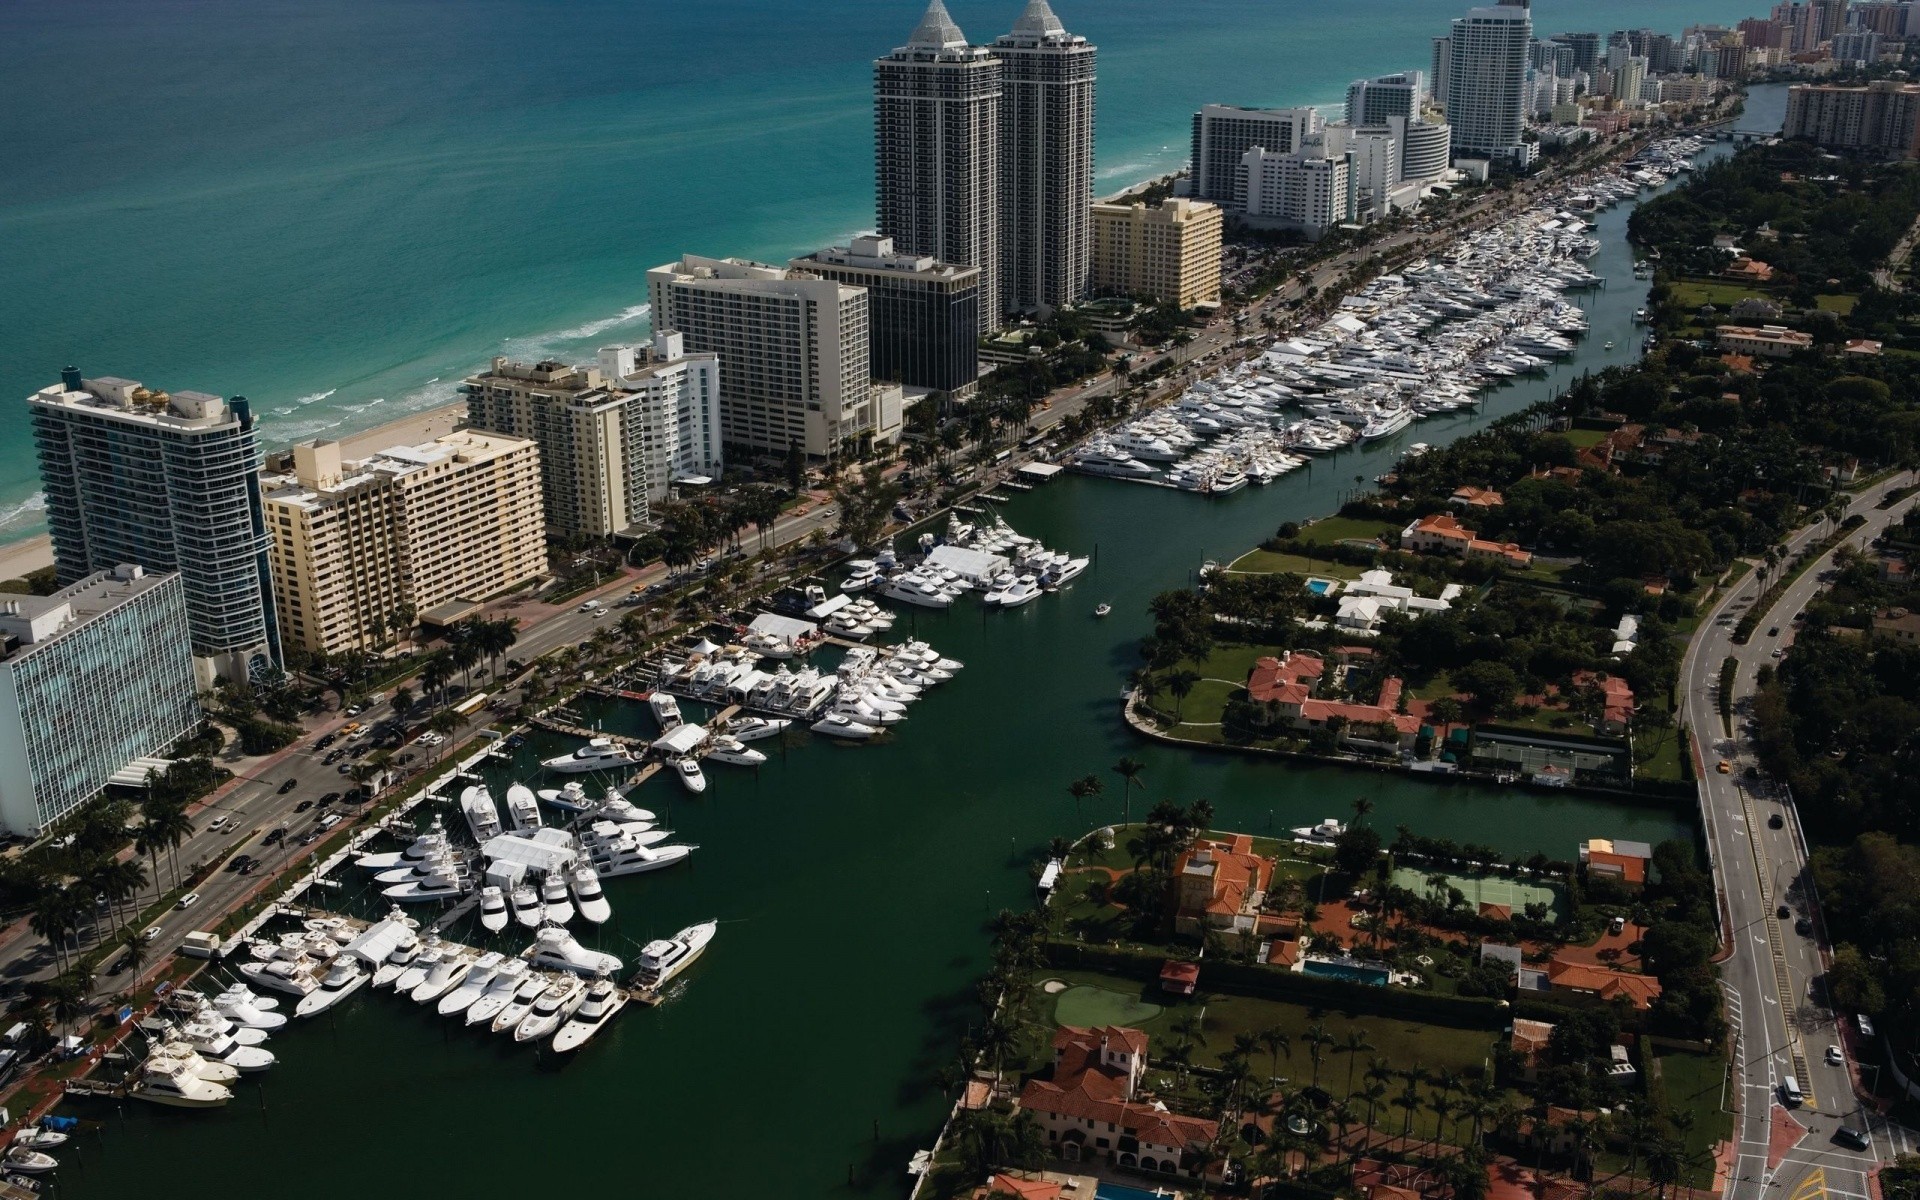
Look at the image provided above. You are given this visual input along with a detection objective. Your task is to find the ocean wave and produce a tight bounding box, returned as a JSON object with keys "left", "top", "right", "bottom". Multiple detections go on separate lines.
{"left": 340, "top": 397, "right": 388, "bottom": 414}
{"left": 293, "top": 388, "right": 336, "bottom": 406}
{"left": 551, "top": 302, "right": 652, "bottom": 344}
{"left": 0, "top": 492, "right": 46, "bottom": 533}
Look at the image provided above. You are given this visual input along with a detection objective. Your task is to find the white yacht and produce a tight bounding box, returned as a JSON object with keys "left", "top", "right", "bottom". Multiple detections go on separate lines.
{"left": 294, "top": 956, "right": 369, "bottom": 1018}
{"left": 840, "top": 560, "right": 882, "bottom": 592}
{"left": 811, "top": 713, "right": 876, "bottom": 740}
{"left": 3, "top": 1148, "right": 57, "bottom": 1175}
{"left": 459, "top": 785, "right": 502, "bottom": 841}
{"left": 214, "top": 987, "right": 288, "bottom": 1031}
{"left": 671, "top": 756, "right": 707, "bottom": 795}
{"left": 524, "top": 924, "right": 624, "bottom": 977}
{"left": 408, "top": 951, "right": 473, "bottom": 1005}
{"left": 1069, "top": 447, "right": 1159, "bottom": 480}
{"left": 509, "top": 881, "right": 544, "bottom": 929}
{"left": 536, "top": 781, "right": 591, "bottom": 811}
{"left": 512, "top": 976, "right": 587, "bottom": 1044}
{"left": 381, "top": 853, "right": 466, "bottom": 903}
{"left": 649, "top": 692, "right": 684, "bottom": 732}
{"left": 631, "top": 920, "right": 717, "bottom": 998}
{"left": 704, "top": 735, "right": 766, "bottom": 767}
{"left": 551, "top": 975, "right": 627, "bottom": 1053}
{"left": 174, "top": 1020, "right": 275, "bottom": 1073}
{"left": 463, "top": 959, "right": 530, "bottom": 1027}
{"left": 990, "top": 575, "right": 1042, "bottom": 608}
{"left": 504, "top": 783, "right": 542, "bottom": 832}
{"left": 579, "top": 821, "right": 692, "bottom": 877}
{"left": 148, "top": 1043, "right": 238, "bottom": 1085}
{"left": 541, "top": 873, "right": 575, "bottom": 926}
{"left": 724, "top": 716, "right": 789, "bottom": 743}
{"left": 570, "top": 864, "right": 612, "bottom": 925}
{"left": 1359, "top": 407, "right": 1414, "bottom": 441}
{"left": 391, "top": 937, "right": 444, "bottom": 994}
{"left": 355, "top": 815, "right": 448, "bottom": 871}
{"left": 436, "top": 952, "right": 505, "bottom": 1017}
{"left": 878, "top": 572, "right": 954, "bottom": 608}
{"left": 1290, "top": 818, "right": 1347, "bottom": 844}
{"left": 371, "top": 934, "right": 423, "bottom": 988}
{"left": 541, "top": 737, "right": 643, "bottom": 774}
{"left": 177, "top": 1005, "right": 269, "bottom": 1047}
{"left": 478, "top": 885, "right": 509, "bottom": 933}
{"left": 130, "top": 1062, "right": 232, "bottom": 1109}
{"left": 490, "top": 973, "right": 556, "bottom": 1034}
{"left": 238, "top": 957, "right": 321, "bottom": 1000}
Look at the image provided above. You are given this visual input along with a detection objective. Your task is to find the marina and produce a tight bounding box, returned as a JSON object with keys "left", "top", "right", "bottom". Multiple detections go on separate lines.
{"left": 36, "top": 103, "right": 1770, "bottom": 1200}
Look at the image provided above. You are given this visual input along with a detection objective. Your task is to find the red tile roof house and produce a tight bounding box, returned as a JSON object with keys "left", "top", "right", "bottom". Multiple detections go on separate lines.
{"left": 1570, "top": 670, "right": 1634, "bottom": 735}
{"left": 1173, "top": 834, "right": 1273, "bottom": 936}
{"left": 1160, "top": 959, "right": 1200, "bottom": 996}
{"left": 1400, "top": 512, "right": 1533, "bottom": 568}
{"left": 1246, "top": 651, "right": 1421, "bottom": 750}
{"left": 1544, "top": 960, "right": 1662, "bottom": 1008}
{"left": 1018, "top": 1026, "right": 1224, "bottom": 1182}
{"left": 1450, "top": 486, "right": 1506, "bottom": 509}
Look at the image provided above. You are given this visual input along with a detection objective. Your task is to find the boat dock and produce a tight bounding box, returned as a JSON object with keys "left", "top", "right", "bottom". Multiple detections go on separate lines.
{"left": 528, "top": 716, "right": 648, "bottom": 747}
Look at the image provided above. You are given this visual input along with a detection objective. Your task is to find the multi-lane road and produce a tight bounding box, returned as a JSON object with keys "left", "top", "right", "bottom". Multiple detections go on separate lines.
{"left": 1679, "top": 472, "right": 1917, "bottom": 1200}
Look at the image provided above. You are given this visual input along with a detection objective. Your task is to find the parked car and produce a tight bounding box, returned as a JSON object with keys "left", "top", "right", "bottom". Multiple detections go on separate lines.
{"left": 297, "top": 830, "right": 322, "bottom": 846}
{"left": 1797, "top": 917, "right": 1814, "bottom": 937}
{"left": 317, "top": 813, "right": 343, "bottom": 830}
{"left": 1826, "top": 1044, "right": 1844, "bottom": 1065}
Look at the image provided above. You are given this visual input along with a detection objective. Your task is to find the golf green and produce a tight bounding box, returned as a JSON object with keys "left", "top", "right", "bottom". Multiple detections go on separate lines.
{"left": 1051, "top": 984, "right": 1164, "bottom": 1029}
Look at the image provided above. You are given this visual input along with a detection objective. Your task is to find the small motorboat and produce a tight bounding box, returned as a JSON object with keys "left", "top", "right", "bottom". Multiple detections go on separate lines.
{"left": 1093, "top": 603, "right": 1112, "bottom": 618}
{"left": 3, "top": 1148, "right": 56, "bottom": 1175}
{"left": 671, "top": 756, "right": 707, "bottom": 795}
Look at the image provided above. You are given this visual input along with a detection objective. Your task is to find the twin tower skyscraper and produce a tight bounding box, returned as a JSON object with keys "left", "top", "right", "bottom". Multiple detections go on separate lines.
{"left": 875, "top": 0, "right": 1096, "bottom": 332}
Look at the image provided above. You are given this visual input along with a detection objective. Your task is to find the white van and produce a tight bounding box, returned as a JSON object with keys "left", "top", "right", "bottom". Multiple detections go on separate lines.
{"left": 1781, "top": 1076, "right": 1803, "bottom": 1106}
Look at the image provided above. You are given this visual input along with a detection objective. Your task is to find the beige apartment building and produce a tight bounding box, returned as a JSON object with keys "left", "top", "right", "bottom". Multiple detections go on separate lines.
{"left": 263, "top": 431, "right": 547, "bottom": 657}
{"left": 1090, "top": 198, "right": 1223, "bottom": 310}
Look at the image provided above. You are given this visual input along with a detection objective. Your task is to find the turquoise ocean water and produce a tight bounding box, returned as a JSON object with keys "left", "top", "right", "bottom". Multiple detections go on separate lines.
{"left": 2, "top": 0, "right": 1752, "bottom": 543}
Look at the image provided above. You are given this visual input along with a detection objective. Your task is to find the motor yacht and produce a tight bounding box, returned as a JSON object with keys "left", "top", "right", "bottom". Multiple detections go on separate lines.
{"left": 238, "top": 957, "right": 321, "bottom": 1000}
{"left": 355, "top": 815, "right": 448, "bottom": 871}
{"left": 524, "top": 924, "right": 623, "bottom": 977}
{"left": 10, "top": 1128, "right": 66, "bottom": 1152}
{"left": 214, "top": 987, "right": 288, "bottom": 1031}
{"left": 1290, "top": 818, "right": 1347, "bottom": 844}
{"left": 631, "top": 920, "right": 717, "bottom": 998}
{"left": 504, "top": 783, "right": 542, "bottom": 832}
{"left": 381, "top": 853, "right": 466, "bottom": 903}
{"left": 671, "top": 756, "right": 707, "bottom": 795}
{"left": 703, "top": 734, "right": 766, "bottom": 767}
{"left": 509, "top": 881, "right": 544, "bottom": 929}
{"left": 369, "top": 934, "right": 422, "bottom": 988}
{"left": 463, "top": 959, "right": 530, "bottom": 1027}
{"left": 811, "top": 713, "right": 876, "bottom": 740}
{"left": 724, "top": 716, "right": 789, "bottom": 743}
{"left": 490, "top": 973, "right": 556, "bottom": 1034}
{"left": 478, "top": 885, "right": 509, "bottom": 933}
{"left": 578, "top": 821, "right": 692, "bottom": 877}
{"left": 877, "top": 572, "right": 954, "bottom": 609}
{"left": 648, "top": 692, "right": 684, "bottom": 733}
{"left": 147, "top": 1042, "right": 238, "bottom": 1085}
{"left": 1359, "top": 407, "right": 1414, "bottom": 441}
{"left": 175, "top": 1020, "right": 276, "bottom": 1073}
{"left": 541, "top": 737, "right": 643, "bottom": 774}
{"left": 512, "top": 975, "right": 587, "bottom": 1044}
{"left": 551, "top": 975, "right": 628, "bottom": 1053}
{"left": 3, "top": 1149, "right": 57, "bottom": 1176}
{"left": 129, "top": 1062, "right": 231, "bottom": 1109}
{"left": 541, "top": 873, "right": 575, "bottom": 926}
{"left": 570, "top": 864, "right": 612, "bottom": 925}
{"left": 408, "top": 950, "right": 474, "bottom": 1005}
{"left": 390, "top": 936, "right": 444, "bottom": 994}
{"left": 436, "top": 952, "right": 505, "bottom": 1017}
{"left": 840, "top": 560, "right": 882, "bottom": 592}
{"left": 536, "top": 781, "right": 591, "bottom": 811}
{"left": 294, "top": 956, "right": 369, "bottom": 1018}
{"left": 459, "top": 785, "right": 502, "bottom": 841}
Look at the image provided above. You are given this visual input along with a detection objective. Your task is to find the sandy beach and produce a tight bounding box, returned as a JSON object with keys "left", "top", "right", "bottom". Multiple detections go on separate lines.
{"left": 0, "top": 401, "right": 471, "bottom": 584}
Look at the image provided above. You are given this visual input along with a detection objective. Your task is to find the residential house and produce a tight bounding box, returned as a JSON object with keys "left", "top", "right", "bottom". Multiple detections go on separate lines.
{"left": 1715, "top": 325, "right": 1812, "bottom": 358}
{"left": 1721, "top": 256, "right": 1775, "bottom": 283}
{"left": 1545, "top": 959, "right": 1662, "bottom": 1008}
{"left": 1570, "top": 670, "right": 1635, "bottom": 735}
{"left": 1450, "top": 485, "right": 1506, "bottom": 509}
{"left": 1244, "top": 650, "right": 1422, "bottom": 747}
{"left": 1401, "top": 513, "right": 1533, "bottom": 568}
{"left": 1878, "top": 557, "right": 1911, "bottom": 586}
{"left": 1730, "top": 297, "right": 1783, "bottom": 320}
{"left": 1845, "top": 339, "right": 1884, "bottom": 357}
{"left": 1510, "top": 1018, "right": 1556, "bottom": 1083}
{"left": 1333, "top": 568, "right": 1457, "bottom": 634}
{"left": 1160, "top": 960, "right": 1200, "bottom": 995}
{"left": 1018, "top": 1026, "right": 1222, "bottom": 1181}
{"left": 1173, "top": 834, "right": 1272, "bottom": 935}
{"left": 1869, "top": 606, "right": 1920, "bottom": 644}
{"left": 1579, "top": 836, "right": 1652, "bottom": 886}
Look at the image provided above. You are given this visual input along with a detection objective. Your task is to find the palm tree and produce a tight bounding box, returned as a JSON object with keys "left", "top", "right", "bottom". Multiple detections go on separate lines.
{"left": 142, "top": 802, "right": 195, "bottom": 888}
{"left": 1341, "top": 1028, "right": 1374, "bottom": 1096}
{"left": 1351, "top": 795, "right": 1374, "bottom": 827}
{"left": 1167, "top": 669, "right": 1201, "bottom": 720}
{"left": 1304, "top": 1021, "right": 1333, "bottom": 1089}
{"left": 116, "top": 924, "right": 149, "bottom": 984}
{"left": 1260, "top": 1027, "right": 1292, "bottom": 1083}
{"left": 1112, "top": 756, "right": 1145, "bottom": 825}
{"left": 29, "top": 971, "right": 87, "bottom": 1038}
{"left": 420, "top": 653, "right": 453, "bottom": 708}
{"left": 28, "top": 890, "right": 81, "bottom": 973}
{"left": 1067, "top": 774, "right": 1102, "bottom": 824}
{"left": 1171, "top": 1012, "right": 1206, "bottom": 1055}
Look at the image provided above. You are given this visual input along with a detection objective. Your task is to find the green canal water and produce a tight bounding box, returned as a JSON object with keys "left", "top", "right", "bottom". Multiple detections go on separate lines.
{"left": 48, "top": 125, "right": 1769, "bottom": 1200}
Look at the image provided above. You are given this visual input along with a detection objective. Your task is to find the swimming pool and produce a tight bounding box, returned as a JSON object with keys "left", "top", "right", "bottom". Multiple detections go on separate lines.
{"left": 1305, "top": 577, "right": 1335, "bottom": 595}
{"left": 1301, "top": 957, "right": 1390, "bottom": 986}
{"left": 1097, "top": 1184, "right": 1178, "bottom": 1200}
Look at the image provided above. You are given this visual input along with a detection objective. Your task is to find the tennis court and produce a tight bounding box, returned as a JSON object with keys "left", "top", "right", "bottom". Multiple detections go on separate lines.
{"left": 1392, "top": 867, "right": 1566, "bottom": 922}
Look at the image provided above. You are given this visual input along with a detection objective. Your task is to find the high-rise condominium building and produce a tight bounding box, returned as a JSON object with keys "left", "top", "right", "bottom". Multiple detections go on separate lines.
{"left": 0, "top": 565, "right": 200, "bottom": 836}
{"left": 792, "top": 236, "right": 982, "bottom": 405}
{"left": 1812, "top": 0, "right": 1849, "bottom": 42}
{"left": 1189, "top": 105, "right": 1324, "bottom": 208}
{"left": 875, "top": 0, "right": 1002, "bottom": 332}
{"left": 1444, "top": 1, "right": 1533, "bottom": 166}
{"left": 1555, "top": 31, "right": 1603, "bottom": 72}
{"left": 994, "top": 0, "right": 1095, "bottom": 317}
{"left": 1089, "top": 198, "right": 1224, "bottom": 309}
{"left": 1612, "top": 57, "right": 1647, "bottom": 102}
{"left": 261, "top": 432, "right": 547, "bottom": 658}
{"left": 28, "top": 369, "right": 278, "bottom": 687}
{"left": 648, "top": 256, "right": 874, "bottom": 460}
{"left": 1832, "top": 28, "right": 1883, "bottom": 62}
{"left": 1240, "top": 140, "right": 1353, "bottom": 239}
{"left": 463, "top": 335, "right": 722, "bottom": 537}
{"left": 1784, "top": 80, "right": 1920, "bottom": 158}
{"left": 1346, "top": 72, "right": 1427, "bottom": 127}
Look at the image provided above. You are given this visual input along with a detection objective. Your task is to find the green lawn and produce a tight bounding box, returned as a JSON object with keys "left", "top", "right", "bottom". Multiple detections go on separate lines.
{"left": 1667, "top": 279, "right": 1772, "bottom": 309}
{"left": 1815, "top": 293, "right": 1858, "bottom": 315}
{"left": 1226, "top": 549, "right": 1365, "bottom": 580}
{"left": 1294, "top": 516, "right": 1401, "bottom": 547}
{"left": 1561, "top": 428, "right": 1610, "bottom": 450}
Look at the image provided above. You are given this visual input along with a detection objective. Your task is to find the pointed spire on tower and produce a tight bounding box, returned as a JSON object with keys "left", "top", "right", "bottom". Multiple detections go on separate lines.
{"left": 1012, "top": 0, "right": 1066, "bottom": 36}
{"left": 906, "top": 0, "right": 969, "bottom": 50}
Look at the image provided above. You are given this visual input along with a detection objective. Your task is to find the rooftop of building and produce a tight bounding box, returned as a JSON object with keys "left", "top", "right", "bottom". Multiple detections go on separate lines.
{"left": 262, "top": 430, "right": 535, "bottom": 510}
{"left": 0, "top": 565, "right": 177, "bottom": 663}
{"left": 795, "top": 235, "right": 979, "bottom": 280}
{"left": 29, "top": 371, "right": 239, "bottom": 431}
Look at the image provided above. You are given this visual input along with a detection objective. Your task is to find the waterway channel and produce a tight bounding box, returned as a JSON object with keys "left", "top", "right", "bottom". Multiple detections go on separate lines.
{"left": 52, "top": 94, "right": 1786, "bottom": 1198}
